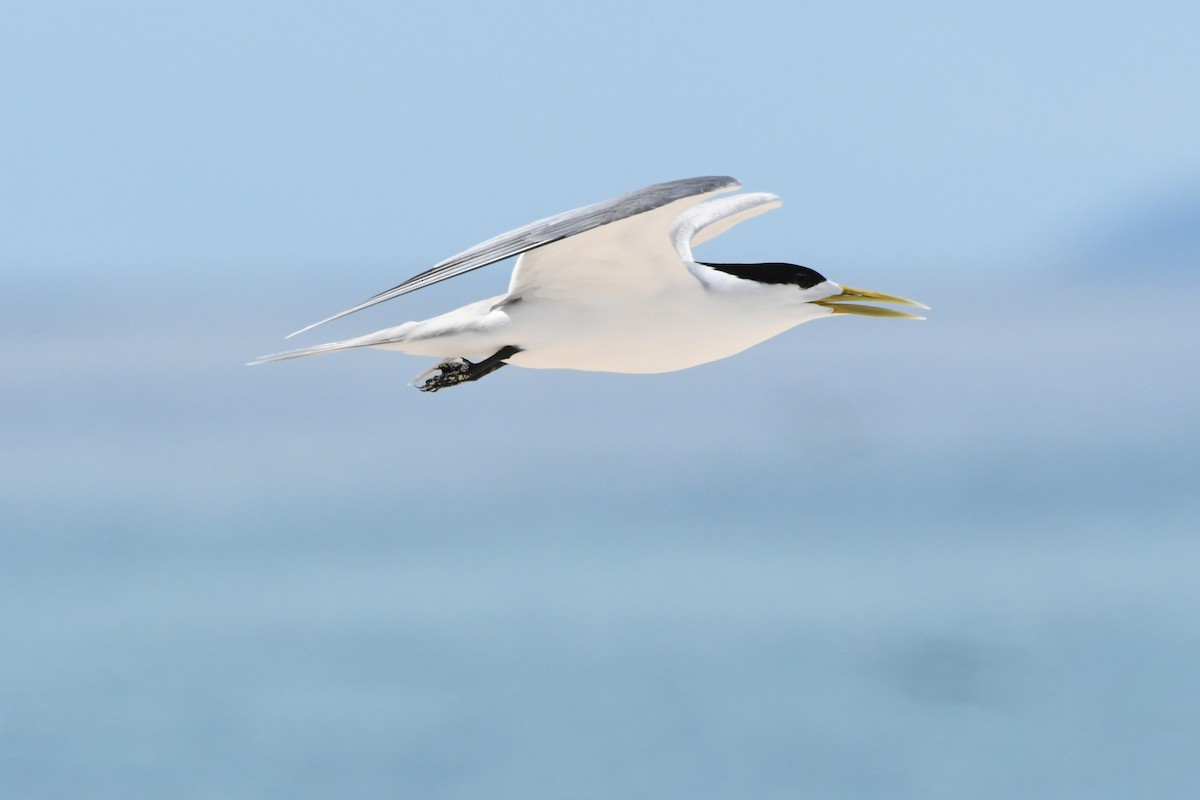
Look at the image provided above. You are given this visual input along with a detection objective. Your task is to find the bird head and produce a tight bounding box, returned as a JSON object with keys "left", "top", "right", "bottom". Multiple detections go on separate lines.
{"left": 700, "top": 260, "right": 927, "bottom": 319}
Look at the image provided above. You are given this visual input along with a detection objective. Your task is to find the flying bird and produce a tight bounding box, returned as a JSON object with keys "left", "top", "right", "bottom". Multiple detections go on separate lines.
{"left": 250, "top": 176, "right": 926, "bottom": 392}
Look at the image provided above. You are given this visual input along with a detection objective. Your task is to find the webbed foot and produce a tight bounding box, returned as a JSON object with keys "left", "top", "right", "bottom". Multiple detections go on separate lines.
{"left": 413, "top": 359, "right": 473, "bottom": 392}
{"left": 411, "top": 346, "right": 523, "bottom": 393}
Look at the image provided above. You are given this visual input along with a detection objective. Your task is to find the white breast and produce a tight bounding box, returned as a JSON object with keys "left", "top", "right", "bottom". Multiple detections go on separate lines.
{"left": 503, "top": 280, "right": 828, "bottom": 374}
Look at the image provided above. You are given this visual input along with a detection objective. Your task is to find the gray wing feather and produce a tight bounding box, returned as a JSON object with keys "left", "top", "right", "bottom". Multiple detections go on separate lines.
{"left": 286, "top": 176, "right": 739, "bottom": 338}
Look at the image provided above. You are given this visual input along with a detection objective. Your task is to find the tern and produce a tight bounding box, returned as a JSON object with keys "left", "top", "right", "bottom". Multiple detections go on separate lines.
{"left": 251, "top": 176, "right": 926, "bottom": 391}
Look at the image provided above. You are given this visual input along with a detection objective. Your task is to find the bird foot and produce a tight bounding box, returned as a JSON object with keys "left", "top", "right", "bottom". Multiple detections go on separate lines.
{"left": 413, "top": 359, "right": 473, "bottom": 392}
{"left": 411, "top": 346, "right": 522, "bottom": 393}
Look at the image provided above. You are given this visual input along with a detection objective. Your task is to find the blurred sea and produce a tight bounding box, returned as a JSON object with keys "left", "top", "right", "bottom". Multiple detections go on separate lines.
{"left": 3, "top": 265, "right": 1198, "bottom": 799}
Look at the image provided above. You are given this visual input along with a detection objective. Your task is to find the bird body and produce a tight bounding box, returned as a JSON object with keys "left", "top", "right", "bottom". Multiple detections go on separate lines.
{"left": 365, "top": 281, "right": 825, "bottom": 374}
{"left": 252, "top": 176, "right": 925, "bottom": 391}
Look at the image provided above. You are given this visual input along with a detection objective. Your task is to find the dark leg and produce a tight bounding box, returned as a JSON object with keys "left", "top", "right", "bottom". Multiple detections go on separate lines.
{"left": 414, "top": 346, "right": 523, "bottom": 393}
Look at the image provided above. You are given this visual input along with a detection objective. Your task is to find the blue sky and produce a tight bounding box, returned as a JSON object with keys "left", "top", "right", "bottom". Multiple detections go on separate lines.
{"left": 3, "top": 2, "right": 1199, "bottom": 798}
{"left": 5, "top": 1, "right": 1198, "bottom": 278}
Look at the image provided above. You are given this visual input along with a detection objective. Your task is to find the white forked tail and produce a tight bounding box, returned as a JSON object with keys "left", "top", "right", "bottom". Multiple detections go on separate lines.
{"left": 247, "top": 340, "right": 366, "bottom": 365}
{"left": 247, "top": 323, "right": 415, "bottom": 365}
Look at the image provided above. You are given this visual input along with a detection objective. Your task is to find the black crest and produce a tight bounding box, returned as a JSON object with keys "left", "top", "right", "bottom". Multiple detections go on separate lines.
{"left": 698, "top": 262, "right": 828, "bottom": 289}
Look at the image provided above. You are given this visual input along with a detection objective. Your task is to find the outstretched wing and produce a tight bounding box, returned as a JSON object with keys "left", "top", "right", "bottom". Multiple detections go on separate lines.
{"left": 287, "top": 176, "right": 740, "bottom": 338}
{"left": 502, "top": 180, "right": 746, "bottom": 303}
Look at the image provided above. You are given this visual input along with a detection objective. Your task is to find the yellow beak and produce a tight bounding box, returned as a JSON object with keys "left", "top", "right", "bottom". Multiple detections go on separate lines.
{"left": 814, "top": 285, "right": 928, "bottom": 319}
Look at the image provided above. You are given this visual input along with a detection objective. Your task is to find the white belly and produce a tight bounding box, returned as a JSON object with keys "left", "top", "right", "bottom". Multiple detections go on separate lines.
{"left": 500, "top": 292, "right": 818, "bottom": 373}
{"left": 369, "top": 284, "right": 829, "bottom": 374}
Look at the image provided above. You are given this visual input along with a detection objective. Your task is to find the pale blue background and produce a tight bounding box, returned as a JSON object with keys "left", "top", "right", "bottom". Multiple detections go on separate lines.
{"left": 3, "top": 1, "right": 1199, "bottom": 798}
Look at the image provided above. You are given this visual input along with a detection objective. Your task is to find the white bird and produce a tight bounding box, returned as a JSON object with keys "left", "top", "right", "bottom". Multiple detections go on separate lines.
{"left": 250, "top": 176, "right": 926, "bottom": 392}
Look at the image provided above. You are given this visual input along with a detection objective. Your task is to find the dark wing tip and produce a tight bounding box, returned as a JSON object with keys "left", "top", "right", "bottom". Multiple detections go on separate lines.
{"left": 642, "top": 175, "right": 740, "bottom": 195}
